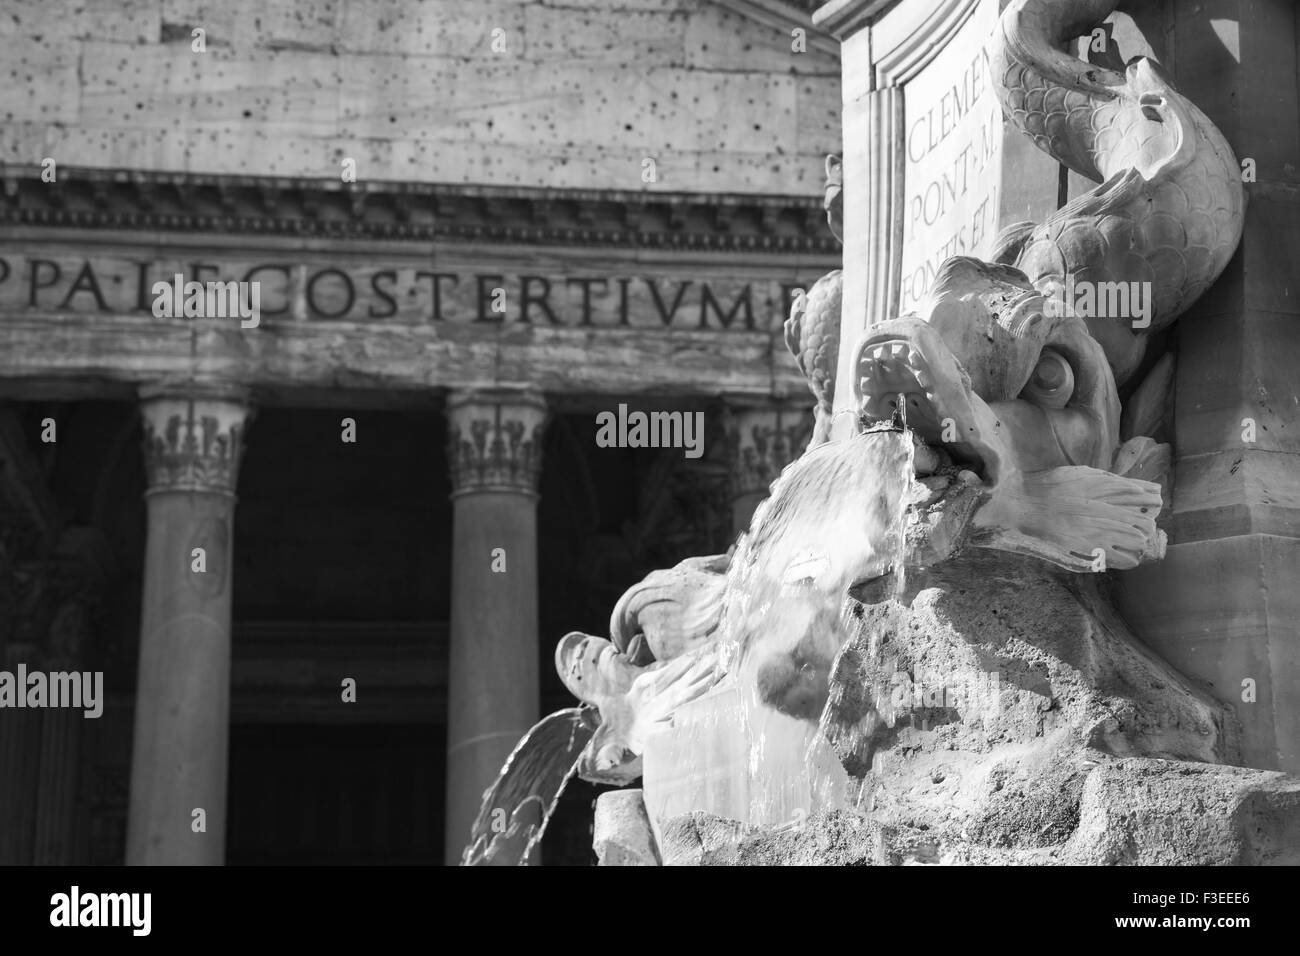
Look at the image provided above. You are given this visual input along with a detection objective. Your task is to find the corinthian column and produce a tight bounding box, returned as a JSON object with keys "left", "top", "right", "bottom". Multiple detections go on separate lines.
{"left": 725, "top": 399, "right": 815, "bottom": 534}
{"left": 0, "top": 636, "right": 41, "bottom": 864}
{"left": 443, "top": 388, "right": 547, "bottom": 863}
{"left": 126, "top": 382, "right": 251, "bottom": 866}
{"left": 33, "top": 601, "right": 93, "bottom": 865}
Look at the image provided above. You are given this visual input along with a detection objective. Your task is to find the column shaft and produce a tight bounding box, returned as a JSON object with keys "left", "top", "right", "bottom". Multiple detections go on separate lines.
{"left": 443, "top": 389, "right": 546, "bottom": 863}
{"left": 126, "top": 383, "right": 250, "bottom": 865}
{"left": 446, "top": 493, "right": 539, "bottom": 852}
{"left": 33, "top": 705, "right": 81, "bottom": 864}
{"left": 0, "top": 642, "right": 42, "bottom": 863}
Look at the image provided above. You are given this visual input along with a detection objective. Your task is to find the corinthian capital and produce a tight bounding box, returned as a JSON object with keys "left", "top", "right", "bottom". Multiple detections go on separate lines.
{"left": 139, "top": 382, "right": 252, "bottom": 495}
{"left": 446, "top": 389, "right": 548, "bottom": 497}
{"left": 725, "top": 399, "right": 815, "bottom": 500}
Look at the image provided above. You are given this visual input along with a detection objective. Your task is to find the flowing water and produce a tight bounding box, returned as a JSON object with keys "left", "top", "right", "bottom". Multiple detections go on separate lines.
{"left": 713, "top": 426, "right": 917, "bottom": 826}
{"left": 463, "top": 426, "right": 920, "bottom": 861}
{"left": 461, "top": 707, "right": 598, "bottom": 866}
{"left": 721, "top": 427, "right": 914, "bottom": 671}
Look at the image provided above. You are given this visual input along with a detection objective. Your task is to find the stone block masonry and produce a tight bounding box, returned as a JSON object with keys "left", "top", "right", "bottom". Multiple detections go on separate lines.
{"left": 0, "top": 0, "right": 841, "bottom": 193}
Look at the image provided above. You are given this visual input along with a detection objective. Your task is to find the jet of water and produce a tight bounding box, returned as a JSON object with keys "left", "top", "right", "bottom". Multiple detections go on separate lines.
{"left": 712, "top": 428, "right": 917, "bottom": 824}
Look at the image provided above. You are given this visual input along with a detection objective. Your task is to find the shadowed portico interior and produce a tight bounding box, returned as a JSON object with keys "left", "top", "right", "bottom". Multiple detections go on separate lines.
{"left": 0, "top": 396, "right": 767, "bottom": 864}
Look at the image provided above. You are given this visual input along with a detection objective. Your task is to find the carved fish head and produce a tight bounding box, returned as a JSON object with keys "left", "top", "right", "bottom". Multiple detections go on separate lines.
{"left": 556, "top": 632, "right": 635, "bottom": 708}
{"left": 554, "top": 632, "right": 643, "bottom": 783}
{"left": 555, "top": 629, "right": 720, "bottom": 785}
{"left": 851, "top": 256, "right": 1163, "bottom": 572}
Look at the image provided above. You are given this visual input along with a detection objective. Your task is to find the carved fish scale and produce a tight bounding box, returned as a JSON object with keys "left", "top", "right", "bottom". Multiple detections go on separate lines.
{"left": 993, "top": 0, "right": 1244, "bottom": 383}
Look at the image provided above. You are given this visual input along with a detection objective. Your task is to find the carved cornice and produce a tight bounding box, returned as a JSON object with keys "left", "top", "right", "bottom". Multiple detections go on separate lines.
{"left": 138, "top": 382, "right": 252, "bottom": 496}
{"left": 446, "top": 390, "right": 548, "bottom": 498}
{"left": 725, "top": 400, "right": 815, "bottom": 499}
{"left": 812, "top": 0, "right": 899, "bottom": 39}
{"left": 0, "top": 166, "right": 839, "bottom": 255}
{"left": 712, "top": 0, "right": 841, "bottom": 55}
{"left": 871, "top": 0, "right": 980, "bottom": 86}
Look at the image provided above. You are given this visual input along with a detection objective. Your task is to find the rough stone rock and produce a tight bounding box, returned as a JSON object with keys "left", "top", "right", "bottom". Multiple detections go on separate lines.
{"left": 826, "top": 552, "right": 1233, "bottom": 765}
{"left": 660, "top": 759, "right": 1300, "bottom": 865}
{"left": 657, "top": 812, "right": 749, "bottom": 866}
{"left": 729, "top": 811, "right": 877, "bottom": 866}
{"left": 593, "top": 789, "right": 661, "bottom": 866}
{"left": 655, "top": 548, "right": 1300, "bottom": 865}
{"left": 1061, "top": 760, "right": 1300, "bottom": 865}
{"left": 658, "top": 810, "right": 889, "bottom": 866}
{"left": 803, "top": 551, "right": 1249, "bottom": 862}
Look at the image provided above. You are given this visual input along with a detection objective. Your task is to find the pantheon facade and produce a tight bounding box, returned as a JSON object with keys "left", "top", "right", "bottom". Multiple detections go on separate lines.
{"left": 0, "top": 0, "right": 838, "bottom": 864}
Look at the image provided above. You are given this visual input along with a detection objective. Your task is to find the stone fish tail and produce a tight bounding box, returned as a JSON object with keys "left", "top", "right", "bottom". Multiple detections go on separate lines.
{"left": 993, "top": 0, "right": 1126, "bottom": 182}
{"left": 990, "top": 0, "right": 1245, "bottom": 378}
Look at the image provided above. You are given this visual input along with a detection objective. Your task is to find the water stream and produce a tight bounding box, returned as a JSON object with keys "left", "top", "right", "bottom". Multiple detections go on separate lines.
{"left": 712, "top": 425, "right": 917, "bottom": 827}
{"left": 464, "top": 426, "right": 921, "bottom": 861}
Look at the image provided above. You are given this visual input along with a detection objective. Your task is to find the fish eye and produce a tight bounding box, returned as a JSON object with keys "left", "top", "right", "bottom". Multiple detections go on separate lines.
{"left": 1021, "top": 349, "right": 1075, "bottom": 409}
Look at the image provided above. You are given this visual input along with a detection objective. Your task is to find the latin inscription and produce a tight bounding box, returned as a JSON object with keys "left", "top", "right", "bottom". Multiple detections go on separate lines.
{"left": 898, "top": 0, "right": 1004, "bottom": 314}
{"left": 0, "top": 252, "right": 818, "bottom": 334}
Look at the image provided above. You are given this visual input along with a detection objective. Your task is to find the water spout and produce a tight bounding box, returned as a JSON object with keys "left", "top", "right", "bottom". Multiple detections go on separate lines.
{"left": 712, "top": 427, "right": 918, "bottom": 825}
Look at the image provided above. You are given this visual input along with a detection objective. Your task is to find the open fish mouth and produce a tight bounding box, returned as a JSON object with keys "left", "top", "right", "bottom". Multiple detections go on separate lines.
{"left": 848, "top": 321, "right": 998, "bottom": 578}
{"left": 847, "top": 279, "right": 1162, "bottom": 573}
{"left": 853, "top": 277, "right": 1121, "bottom": 491}
{"left": 855, "top": 333, "right": 991, "bottom": 483}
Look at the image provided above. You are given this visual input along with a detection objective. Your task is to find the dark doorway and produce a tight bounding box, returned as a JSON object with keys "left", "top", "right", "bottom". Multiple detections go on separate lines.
{"left": 225, "top": 406, "right": 450, "bottom": 864}
{"left": 227, "top": 723, "right": 443, "bottom": 864}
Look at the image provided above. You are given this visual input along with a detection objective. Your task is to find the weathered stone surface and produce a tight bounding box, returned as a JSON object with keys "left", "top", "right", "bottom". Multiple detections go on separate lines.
{"left": 127, "top": 383, "right": 252, "bottom": 866}
{"left": 0, "top": 0, "right": 840, "bottom": 193}
{"left": 796, "top": 552, "right": 1238, "bottom": 860}
{"left": 669, "top": 759, "right": 1300, "bottom": 865}
{"left": 783, "top": 270, "right": 842, "bottom": 445}
{"left": 841, "top": 553, "right": 1232, "bottom": 767}
{"left": 1120, "top": 352, "right": 1174, "bottom": 444}
{"left": 1061, "top": 760, "right": 1300, "bottom": 865}
{"left": 671, "top": 541, "right": 1300, "bottom": 865}
{"left": 444, "top": 389, "right": 547, "bottom": 863}
{"left": 823, "top": 0, "right": 1060, "bottom": 435}
{"left": 569, "top": 0, "right": 1300, "bottom": 869}
{"left": 1109, "top": 0, "right": 1300, "bottom": 772}
{"left": 593, "top": 789, "right": 661, "bottom": 866}
{"left": 661, "top": 809, "right": 878, "bottom": 865}
{"left": 1118, "top": 535, "right": 1300, "bottom": 772}
{"left": 851, "top": 260, "right": 1166, "bottom": 574}
{"left": 0, "top": 311, "right": 808, "bottom": 403}
{"left": 730, "top": 811, "right": 877, "bottom": 866}
{"left": 657, "top": 811, "right": 748, "bottom": 866}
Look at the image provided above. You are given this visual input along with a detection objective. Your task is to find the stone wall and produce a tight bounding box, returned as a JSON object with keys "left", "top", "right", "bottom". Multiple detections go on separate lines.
{"left": 0, "top": 0, "right": 841, "bottom": 193}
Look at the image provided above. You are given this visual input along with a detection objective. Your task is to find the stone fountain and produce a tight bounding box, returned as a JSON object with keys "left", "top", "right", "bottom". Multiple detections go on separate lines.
{"left": 463, "top": 0, "right": 1300, "bottom": 866}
